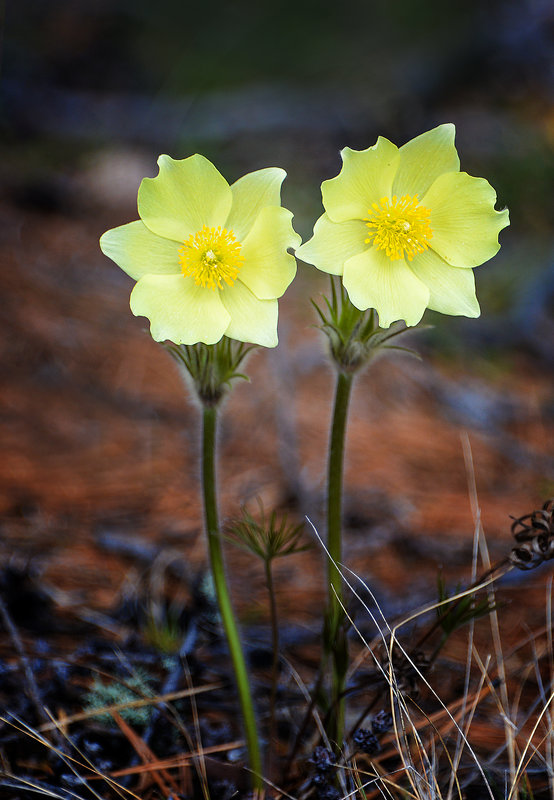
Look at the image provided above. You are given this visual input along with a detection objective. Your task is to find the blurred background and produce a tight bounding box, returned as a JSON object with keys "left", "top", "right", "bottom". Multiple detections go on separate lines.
{"left": 1, "top": 0, "right": 553, "bottom": 619}
{"left": 3, "top": 0, "right": 554, "bottom": 338}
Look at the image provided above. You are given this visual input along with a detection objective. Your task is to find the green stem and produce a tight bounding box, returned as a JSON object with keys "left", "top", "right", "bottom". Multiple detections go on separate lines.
{"left": 326, "top": 369, "right": 354, "bottom": 748}
{"left": 202, "top": 405, "right": 263, "bottom": 789}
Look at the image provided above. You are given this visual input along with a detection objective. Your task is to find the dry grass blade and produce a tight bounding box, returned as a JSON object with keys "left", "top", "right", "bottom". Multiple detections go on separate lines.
{"left": 182, "top": 658, "right": 210, "bottom": 800}
{"left": 341, "top": 565, "right": 496, "bottom": 798}
{"left": 103, "top": 739, "right": 244, "bottom": 778}
{"left": 307, "top": 511, "right": 502, "bottom": 800}
{"left": 546, "top": 576, "right": 554, "bottom": 798}
{"left": 37, "top": 682, "right": 222, "bottom": 732}
{"left": 0, "top": 712, "right": 143, "bottom": 799}
{"left": 446, "top": 498, "right": 483, "bottom": 800}
{"left": 462, "top": 434, "right": 517, "bottom": 793}
{"left": 0, "top": 774, "right": 88, "bottom": 800}
{"left": 507, "top": 688, "right": 554, "bottom": 800}
{"left": 111, "top": 710, "right": 181, "bottom": 798}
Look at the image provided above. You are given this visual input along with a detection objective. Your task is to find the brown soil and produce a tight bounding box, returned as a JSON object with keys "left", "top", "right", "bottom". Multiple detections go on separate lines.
{"left": 1, "top": 183, "right": 553, "bottom": 797}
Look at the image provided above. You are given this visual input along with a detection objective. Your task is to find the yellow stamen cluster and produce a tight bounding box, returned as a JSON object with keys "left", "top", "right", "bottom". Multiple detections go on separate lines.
{"left": 364, "top": 195, "right": 433, "bottom": 261}
{"left": 179, "top": 225, "right": 244, "bottom": 290}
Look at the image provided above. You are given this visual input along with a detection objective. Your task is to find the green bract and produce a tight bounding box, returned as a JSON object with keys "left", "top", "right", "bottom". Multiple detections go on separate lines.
{"left": 297, "top": 124, "right": 510, "bottom": 328}
{"left": 100, "top": 155, "right": 300, "bottom": 347}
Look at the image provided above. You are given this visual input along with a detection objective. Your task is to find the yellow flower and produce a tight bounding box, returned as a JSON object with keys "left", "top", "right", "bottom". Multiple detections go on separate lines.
{"left": 100, "top": 155, "right": 300, "bottom": 347}
{"left": 296, "top": 124, "right": 509, "bottom": 328}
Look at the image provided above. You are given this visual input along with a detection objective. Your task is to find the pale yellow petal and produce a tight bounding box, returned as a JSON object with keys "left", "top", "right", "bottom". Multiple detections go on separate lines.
{"left": 342, "top": 248, "right": 430, "bottom": 328}
{"left": 410, "top": 248, "right": 480, "bottom": 317}
{"left": 322, "top": 137, "right": 399, "bottom": 223}
{"left": 130, "top": 274, "right": 230, "bottom": 345}
{"left": 226, "top": 167, "right": 287, "bottom": 240}
{"left": 295, "top": 213, "right": 367, "bottom": 275}
{"left": 423, "top": 171, "right": 510, "bottom": 267}
{"left": 138, "top": 154, "right": 232, "bottom": 242}
{"left": 392, "top": 123, "right": 460, "bottom": 198}
{"left": 220, "top": 279, "right": 278, "bottom": 347}
{"left": 100, "top": 221, "right": 180, "bottom": 280}
{"left": 239, "top": 206, "right": 300, "bottom": 299}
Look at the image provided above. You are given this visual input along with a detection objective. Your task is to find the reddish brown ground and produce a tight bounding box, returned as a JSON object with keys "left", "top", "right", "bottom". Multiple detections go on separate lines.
{"left": 1, "top": 187, "right": 553, "bottom": 793}
{"left": 2, "top": 197, "right": 552, "bottom": 609}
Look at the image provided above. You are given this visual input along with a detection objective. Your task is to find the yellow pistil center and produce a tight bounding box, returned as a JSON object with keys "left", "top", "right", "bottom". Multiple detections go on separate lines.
{"left": 178, "top": 225, "right": 244, "bottom": 290}
{"left": 364, "top": 194, "right": 433, "bottom": 261}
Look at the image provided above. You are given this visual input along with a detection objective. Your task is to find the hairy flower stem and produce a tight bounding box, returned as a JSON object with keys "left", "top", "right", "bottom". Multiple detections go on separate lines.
{"left": 326, "top": 369, "right": 354, "bottom": 749}
{"left": 202, "top": 405, "right": 263, "bottom": 789}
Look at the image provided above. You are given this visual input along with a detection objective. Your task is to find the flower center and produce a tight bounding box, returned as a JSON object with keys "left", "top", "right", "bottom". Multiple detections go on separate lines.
{"left": 178, "top": 225, "right": 244, "bottom": 290}
{"left": 364, "top": 194, "right": 433, "bottom": 261}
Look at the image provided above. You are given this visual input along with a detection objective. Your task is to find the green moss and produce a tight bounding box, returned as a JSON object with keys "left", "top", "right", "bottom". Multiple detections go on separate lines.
{"left": 83, "top": 669, "right": 155, "bottom": 726}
